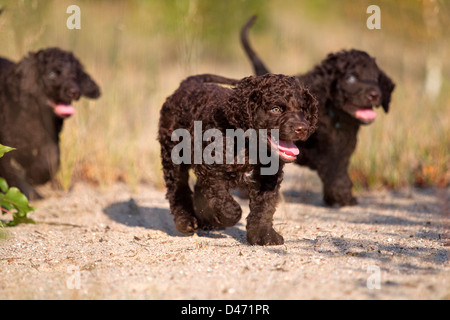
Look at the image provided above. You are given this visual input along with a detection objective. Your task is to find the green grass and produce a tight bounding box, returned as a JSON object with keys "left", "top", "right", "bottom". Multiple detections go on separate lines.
{"left": 0, "top": 0, "right": 448, "bottom": 191}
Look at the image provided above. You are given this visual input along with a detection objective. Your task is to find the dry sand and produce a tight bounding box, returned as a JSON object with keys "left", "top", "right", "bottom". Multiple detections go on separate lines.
{"left": 0, "top": 166, "right": 448, "bottom": 300}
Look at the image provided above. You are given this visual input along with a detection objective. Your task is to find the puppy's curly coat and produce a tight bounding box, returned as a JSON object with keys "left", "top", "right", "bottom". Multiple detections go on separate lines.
{"left": 158, "top": 74, "right": 318, "bottom": 245}
{"left": 0, "top": 48, "right": 101, "bottom": 199}
{"left": 241, "top": 16, "right": 395, "bottom": 206}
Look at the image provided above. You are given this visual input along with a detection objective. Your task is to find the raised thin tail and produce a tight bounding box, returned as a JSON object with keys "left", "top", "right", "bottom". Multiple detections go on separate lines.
{"left": 185, "top": 74, "right": 240, "bottom": 86}
{"left": 240, "top": 15, "right": 271, "bottom": 76}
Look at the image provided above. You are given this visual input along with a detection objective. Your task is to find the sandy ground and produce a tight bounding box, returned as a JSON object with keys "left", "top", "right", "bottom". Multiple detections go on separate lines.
{"left": 0, "top": 166, "right": 449, "bottom": 300}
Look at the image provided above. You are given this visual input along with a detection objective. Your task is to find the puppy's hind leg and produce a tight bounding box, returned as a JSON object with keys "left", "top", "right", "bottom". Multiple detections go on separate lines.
{"left": 193, "top": 180, "right": 242, "bottom": 229}
{"left": 161, "top": 161, "right": 198, "bottom": 234}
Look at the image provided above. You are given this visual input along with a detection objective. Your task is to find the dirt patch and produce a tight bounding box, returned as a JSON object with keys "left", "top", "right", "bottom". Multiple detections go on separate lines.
{"left": 0, "top": 167, "right": 449, "bottom": 300}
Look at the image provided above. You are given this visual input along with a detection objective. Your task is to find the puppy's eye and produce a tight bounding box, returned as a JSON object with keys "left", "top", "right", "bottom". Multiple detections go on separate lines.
{"left": 271, "top": 106, "right": 283, "bottom": 113}
{"left": 347, "top": 75, "right": 357, "bottom": 83}
{"left": 48, "top": 71, "right": 57, "bottom": 80}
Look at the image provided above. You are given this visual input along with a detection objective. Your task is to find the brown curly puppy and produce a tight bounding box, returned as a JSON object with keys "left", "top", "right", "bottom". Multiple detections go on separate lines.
{"left": 0, "top": 48, "right": 101, "bottom": 199}
{"left": 158, "top": 74, "right": 318, "bottom": 245}
{"left": 241, "top": 16, "right": 395, "bottom": 206}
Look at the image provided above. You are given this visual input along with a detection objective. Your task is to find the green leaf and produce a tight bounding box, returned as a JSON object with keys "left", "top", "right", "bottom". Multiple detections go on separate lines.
{"left": 3, "top": 187, "right": 35, "bottom": 215}
{"left": 6, "top": 216, "right": 36, "bottom": 226}
{"left": 0, "top": 187, "right": 36, "bottom": 225}
{"left": 0, "top": 145, "right": 35, "bottom": 226}
{"left": 0, "top": 177, "right": 9, "bottom": 193}
{"left": 0, "top": 145, "right": 15, "bottom": 159}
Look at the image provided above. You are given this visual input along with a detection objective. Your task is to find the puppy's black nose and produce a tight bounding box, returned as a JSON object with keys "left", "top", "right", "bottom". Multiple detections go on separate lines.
{"left": 367, "top": 90, "right": 380, "bottom": 102}
{"left": 295, "top": 124, "right": 309, "bottom": 140}
{"left": 67, "top": 87, "right": 80, "bottom": 100}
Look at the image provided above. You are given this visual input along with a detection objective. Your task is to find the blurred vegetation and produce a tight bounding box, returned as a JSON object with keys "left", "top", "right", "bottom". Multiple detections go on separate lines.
{"left": 0, "top": 0, "right": 448, "bottom": 192}
{"left": 0, "top": 226, "right": 8, "bottom": 241}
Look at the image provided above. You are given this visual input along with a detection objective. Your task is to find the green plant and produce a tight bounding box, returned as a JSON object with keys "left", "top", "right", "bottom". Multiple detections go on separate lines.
{"left": 0, "top": 144, "right": 35, "bottom": 227}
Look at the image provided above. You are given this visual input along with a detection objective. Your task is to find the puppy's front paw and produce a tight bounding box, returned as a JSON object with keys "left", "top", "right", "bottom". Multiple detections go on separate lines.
{"left": 324, "top": 190, "right": 357, "bottom": 207}
{"left": 174, "top": 215, "right": 198, "bottom": 234}
{"left": 247, "top": 227, "right": 284, "bottom": 246}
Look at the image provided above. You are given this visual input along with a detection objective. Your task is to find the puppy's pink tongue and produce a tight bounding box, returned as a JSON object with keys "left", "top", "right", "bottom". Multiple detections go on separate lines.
{"left": 277, "top": 140, "right": 300, "bottom": 156}
{"left": 54, "top": 105, "right": 76, "bottom": 117}
{"left": 355, "top": 109, "right": 376, "bottom": 121}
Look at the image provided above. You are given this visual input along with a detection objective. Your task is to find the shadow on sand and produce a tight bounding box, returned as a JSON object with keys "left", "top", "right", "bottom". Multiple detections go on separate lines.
{"left": 103, "top": 199, "right": 247, "bottom": 243}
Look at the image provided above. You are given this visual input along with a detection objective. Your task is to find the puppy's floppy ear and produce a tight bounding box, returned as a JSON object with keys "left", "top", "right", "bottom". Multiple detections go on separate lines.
{"left": 78, "top": 70, "right": 101, "bottom": 99}
{"left": 378, "top": 69, "right": 395, "bottom": 113}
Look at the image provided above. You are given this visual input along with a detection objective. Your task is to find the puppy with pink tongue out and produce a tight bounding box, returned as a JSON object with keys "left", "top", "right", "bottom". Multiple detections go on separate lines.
{"left": 0, "top": 48, "right": 101, "bottom": 199}
{"left": 241, "top": 16, "right": 395, "bottom": 206}
{"left": 49, "top": 102, "right": 77, "bottom": 118}
{"left": 269, "top": 136, "right": 300, "bottom": 162}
